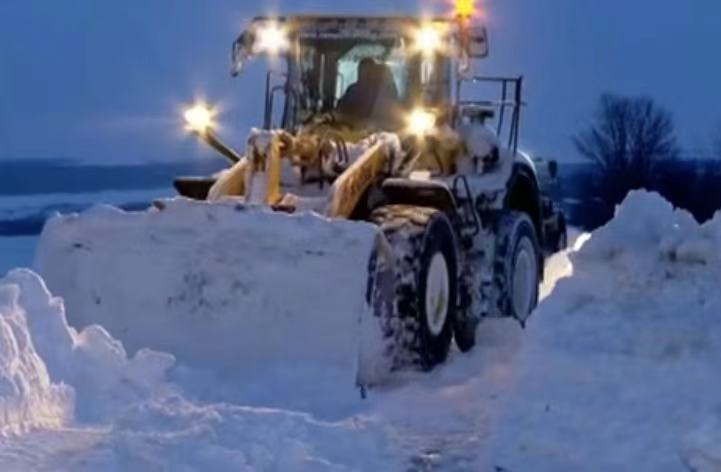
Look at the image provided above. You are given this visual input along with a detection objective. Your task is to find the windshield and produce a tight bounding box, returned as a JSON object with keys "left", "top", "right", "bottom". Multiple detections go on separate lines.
{"left": 294, "top": 37, "right": 449, "bottom": 130}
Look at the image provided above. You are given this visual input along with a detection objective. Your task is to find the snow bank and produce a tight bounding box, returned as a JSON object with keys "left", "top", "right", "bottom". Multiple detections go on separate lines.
{"left": 481, "top": 191, "right": 721, "bottom": 470}
{"left": 0, "top": 270, "right": 173, "bottom": 426}
{"left": 0, "top": 268, "right": 403, "bottom": 470}
{"left": 0, "top": 274, "right": 73, "bottom": 434}
{"left": 35, "top": 199, "right": 387, "bottom": 387}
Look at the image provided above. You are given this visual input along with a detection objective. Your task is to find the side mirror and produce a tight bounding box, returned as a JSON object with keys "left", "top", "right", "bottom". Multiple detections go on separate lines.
{"left": 231, "top": 31, "right": 253, "bottom": 76}
{"left": 466, "top": 26, "right": 489, "bottom": 58}
{"left": 454, "top": 24, "right": 489, "bottom": 74}
{"left": 232, "top": 19, "right": 291, "bottom": 76}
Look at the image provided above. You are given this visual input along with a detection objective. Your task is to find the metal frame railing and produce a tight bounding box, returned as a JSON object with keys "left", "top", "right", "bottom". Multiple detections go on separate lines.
{"left": 264, "top": 71, "right": 300, "bottom": 130}
{"left": 455, "top": 76, "right": 524, "bottom": 154}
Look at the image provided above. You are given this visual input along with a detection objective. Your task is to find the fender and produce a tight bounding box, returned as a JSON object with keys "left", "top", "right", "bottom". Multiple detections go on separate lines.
{"left": 505, "top": 160, "right": 544, "bottom": 247}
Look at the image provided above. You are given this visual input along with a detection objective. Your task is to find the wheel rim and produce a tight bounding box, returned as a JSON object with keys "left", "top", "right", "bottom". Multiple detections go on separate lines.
{"left": 512, "top": 237, "right": 538, "bottom": 320}
{"left": 425, "top": 252, "right": 450, "bottom": 337}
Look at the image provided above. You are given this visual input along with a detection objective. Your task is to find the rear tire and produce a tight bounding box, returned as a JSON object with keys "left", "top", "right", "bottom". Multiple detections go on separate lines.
{"left": 370, "top": 205, "right": 458, "bottom": 370}
{"left": 495, "top": 212, "right": 541, "bottom": 325}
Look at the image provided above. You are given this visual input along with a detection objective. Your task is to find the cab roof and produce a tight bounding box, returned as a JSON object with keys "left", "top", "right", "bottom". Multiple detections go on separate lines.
{"left": 250, "top": 15, "right": 456, "bottom": 38}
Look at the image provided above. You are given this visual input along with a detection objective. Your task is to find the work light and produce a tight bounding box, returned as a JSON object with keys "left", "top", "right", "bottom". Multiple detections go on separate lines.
{"left": 415, "top": 26, "right": 443, "bottom": 55}
{"left": 254, "top": 23, "right": 289, "bottom": 55}
{"left": 408, "top": 108, "right": 437, "bottom": 135}
{"left": 183, "top": 102, "right": 217, "bottom": 135}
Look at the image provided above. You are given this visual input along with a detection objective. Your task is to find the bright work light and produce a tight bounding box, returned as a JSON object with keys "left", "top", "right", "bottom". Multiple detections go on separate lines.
{"left": 408, "top": 108, "right": 437, "bottom": 135}
{"left": 415, "top": 26, "right": 443, "bottom": 54}
{"left": 183, "top": 102, "right": 216, "bottom": 134}
{"left": 255, "top": 23, "right": 290, "bottom": 54}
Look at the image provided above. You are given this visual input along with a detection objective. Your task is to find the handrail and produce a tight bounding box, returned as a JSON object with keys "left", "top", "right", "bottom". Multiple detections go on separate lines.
{"left": 455, "top": 75, "right": 524, "bottom": 154}
{"left": 452, "top": 175, "right": 481, "bottom": 237}
{"left": 263, "top": 70, "right": 292, "bottom": 130}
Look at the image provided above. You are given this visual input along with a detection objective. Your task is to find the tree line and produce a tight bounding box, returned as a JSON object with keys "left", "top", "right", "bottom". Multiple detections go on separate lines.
{"left": 570, "top": 93, "right": 721, "bottom": 228}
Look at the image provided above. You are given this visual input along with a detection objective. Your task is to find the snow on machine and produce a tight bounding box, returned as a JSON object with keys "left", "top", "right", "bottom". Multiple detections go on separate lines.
{"left": 37, "top": 3, "right": 567, "bottom": 389}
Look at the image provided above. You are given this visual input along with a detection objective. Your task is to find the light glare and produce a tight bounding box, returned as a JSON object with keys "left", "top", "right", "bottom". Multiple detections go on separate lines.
{"left": 415, "top": 27, "right": 443, "bottom": 54}
{"left": 255, "top": 24, "right": 289, "bottom": 54}
{"left": 184, "top": 103, "right": 216, "bottom": 134}
{"left": 408, "top": 109, "right": 436, "bottom": 135}
{"left": 574, "top": 233, "right": 592, "bottom": 252}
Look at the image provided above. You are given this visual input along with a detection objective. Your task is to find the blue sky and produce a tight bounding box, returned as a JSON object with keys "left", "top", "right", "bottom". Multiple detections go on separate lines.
{"left": 0, "top": 0, "right": 719, "bottom": 163}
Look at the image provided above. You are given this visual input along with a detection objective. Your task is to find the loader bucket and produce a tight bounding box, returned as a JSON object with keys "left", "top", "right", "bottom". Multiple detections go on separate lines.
{"left": 35, "top": 199, "right": 396, "bottom": 387}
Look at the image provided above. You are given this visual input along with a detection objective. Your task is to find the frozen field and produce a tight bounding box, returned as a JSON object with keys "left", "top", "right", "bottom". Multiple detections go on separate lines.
{"left": 0, "top": 189, "right": 167, "bottom": 220}
{"left": 0, "top": 189, "right": 172, "bottom": 238}
{"left": 0, "top": 188, "right": 173, "bottom": 274}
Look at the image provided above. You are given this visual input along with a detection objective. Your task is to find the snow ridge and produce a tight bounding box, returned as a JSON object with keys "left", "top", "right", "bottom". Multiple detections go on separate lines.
{"left": 482, "top": 191, "right": 721, "bottom": 470}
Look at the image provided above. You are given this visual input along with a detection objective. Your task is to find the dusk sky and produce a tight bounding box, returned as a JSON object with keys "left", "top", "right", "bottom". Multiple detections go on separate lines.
{"left": 1, "top": 0, "right": 719, "bottom": 163}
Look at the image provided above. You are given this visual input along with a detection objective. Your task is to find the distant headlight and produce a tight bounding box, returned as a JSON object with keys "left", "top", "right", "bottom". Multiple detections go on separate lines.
{"left": 254, "top": 24, "right": 290, "bottom": 55}
{"left": 407, "top": 108, "right": 437, "bottom": 135}
{"left": 183, "top": 102, "right": 217, "bottom": 134}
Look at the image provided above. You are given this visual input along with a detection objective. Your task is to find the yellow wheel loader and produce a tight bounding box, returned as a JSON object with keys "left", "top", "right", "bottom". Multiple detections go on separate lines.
{"left": 37, "top": 6, "right": 567, "bottom": 389}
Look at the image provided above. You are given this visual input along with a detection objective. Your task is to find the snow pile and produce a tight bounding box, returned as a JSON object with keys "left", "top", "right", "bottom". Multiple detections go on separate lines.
{"left": 0, "top": 270, "right": 403, "bottom": 471}
{"left": 0, "top": 273, "right": 73, "bottom": 433}
{"left": 35, "top": 199, "right": 387, "bottom": 386}
{"left": 0, "top": 270, "right": 173, "bottom": 426}
{"left": 482, "top": 191, "right": 721, "bottom": 470}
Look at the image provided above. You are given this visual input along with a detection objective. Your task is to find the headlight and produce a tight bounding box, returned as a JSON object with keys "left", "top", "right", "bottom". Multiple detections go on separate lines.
{"left": 415, "top": 26, "right": 443, "bottom": 55}
{"left": 254, "top": 24, "right": 289, "bottom": 55}
{"left": 407, "top": 109, "right": 437, "bottom": 136}
{"left": 183, "top": 102, "right": 217, "bottom": 134}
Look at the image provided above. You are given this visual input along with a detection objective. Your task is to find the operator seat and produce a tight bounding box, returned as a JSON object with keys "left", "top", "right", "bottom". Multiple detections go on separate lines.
{"left": 337, "top": 58, "right": 380, "bottom": 119}
{"left": 370, "top": 63, "right": 402, "bottom": 127}
{"left": 338, "top": 60, "right": 401, "bottom": 128}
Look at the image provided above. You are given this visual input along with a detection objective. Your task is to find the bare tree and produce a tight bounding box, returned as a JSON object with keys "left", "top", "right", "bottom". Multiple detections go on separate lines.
{"left": 574, "top": 94, "right": 679, "bottom": 207}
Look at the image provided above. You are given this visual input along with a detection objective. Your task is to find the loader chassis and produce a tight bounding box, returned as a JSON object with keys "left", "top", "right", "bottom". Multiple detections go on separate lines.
{"left": 174, "top": 14, "right": 568, "bottom": 374}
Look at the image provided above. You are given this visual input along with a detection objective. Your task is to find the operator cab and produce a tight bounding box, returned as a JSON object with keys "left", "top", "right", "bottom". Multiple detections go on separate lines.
{"left": 297, "top": 35, "right": 450, "bottom": 130}
{"left": 233, "top": 16, "right": 476, "bottom": 133}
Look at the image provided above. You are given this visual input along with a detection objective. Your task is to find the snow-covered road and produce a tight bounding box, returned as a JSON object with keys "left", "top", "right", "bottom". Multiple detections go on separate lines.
{"left": 1, "top": 192, "right": 720, "bottom": 471}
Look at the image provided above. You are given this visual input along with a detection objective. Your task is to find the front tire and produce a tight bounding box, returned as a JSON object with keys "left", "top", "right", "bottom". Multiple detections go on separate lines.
{"left": 371, "top": 205, "right": 458, "bottom": 370}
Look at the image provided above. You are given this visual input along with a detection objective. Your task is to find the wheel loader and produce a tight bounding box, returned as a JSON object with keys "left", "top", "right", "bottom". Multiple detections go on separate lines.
{"left": 36, "top": 5, "right": 567, "bottom": 389}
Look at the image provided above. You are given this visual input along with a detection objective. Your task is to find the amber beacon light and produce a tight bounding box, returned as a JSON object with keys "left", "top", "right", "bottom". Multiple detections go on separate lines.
{"left": 455, "top": 0, "right": 475, "bottom": 18}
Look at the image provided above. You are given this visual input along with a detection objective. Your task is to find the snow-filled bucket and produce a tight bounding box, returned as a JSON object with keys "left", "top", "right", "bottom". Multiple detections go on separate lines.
{"left": 35, "top": 199, "right": 396, "bottom": 388}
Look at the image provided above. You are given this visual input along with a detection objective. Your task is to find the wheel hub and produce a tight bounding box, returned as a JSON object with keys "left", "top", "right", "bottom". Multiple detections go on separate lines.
{"left": 425, "top": 252, "right": 450, "bottom": 336}
{"left": 511, "top": 238, "right": 538, "bottom": 320}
